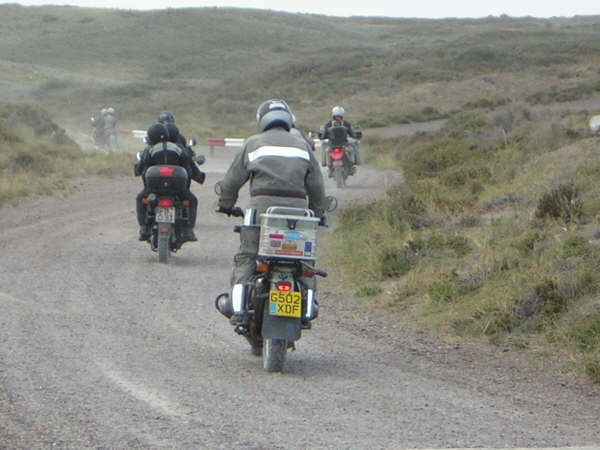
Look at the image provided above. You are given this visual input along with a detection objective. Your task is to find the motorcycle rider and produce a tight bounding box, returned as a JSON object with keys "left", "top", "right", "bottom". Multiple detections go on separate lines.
{"left": 102, "top": 107, "right": 117, "bottom": 133}
{"left": 215, "top": 98, "right": 327, "bottom": 326}
{"left": 320, "top": 105, "right": 362, "bottom": 174}
{"left": 157, "top": 110, "right": 191, "bottom": 149}
{"left": 134, "top": 121, "right": 206, "bottom": 242}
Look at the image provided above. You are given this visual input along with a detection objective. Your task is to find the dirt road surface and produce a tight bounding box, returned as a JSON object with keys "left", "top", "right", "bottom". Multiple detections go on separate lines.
{"left": 1, "top": 148, "right": 599, "bottom": 449}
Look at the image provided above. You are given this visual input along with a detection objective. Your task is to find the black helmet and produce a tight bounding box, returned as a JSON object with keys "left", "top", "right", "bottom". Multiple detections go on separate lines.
{"left": 146, "top": 123, "right": 180, "bottom": 146}
{"left": 256, "top": 99, "right": 294, "bottom": 132}
{"left": 158, "top": 111, "right": 175, "bottom": 124}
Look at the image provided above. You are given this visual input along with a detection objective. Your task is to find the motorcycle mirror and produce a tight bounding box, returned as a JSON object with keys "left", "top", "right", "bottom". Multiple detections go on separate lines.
{"left": 189, "top": 138, "right": 197, "bottom": 147}
{"left": 326, "top": 195, "right": 338, "bottom": 212}
{"left": 214, "top": 180, "right": 223, "bottom": 195}
{"left": 136, "top": 151, "right": 142, "bottom": 161}
{"left": 195, "top": 154, "right": 206, "bottom": 165}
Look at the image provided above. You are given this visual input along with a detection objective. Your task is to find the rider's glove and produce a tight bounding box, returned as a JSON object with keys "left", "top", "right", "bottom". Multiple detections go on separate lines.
{"left": 318, "top": 216, "right": 328, "bottom": 227}
{"left": 193, "top": 171, "right": 206, "bottom": 184}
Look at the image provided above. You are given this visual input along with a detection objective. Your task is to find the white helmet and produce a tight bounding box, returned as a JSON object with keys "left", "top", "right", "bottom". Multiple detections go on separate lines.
{"left": 331, "top": 105, "right": 345, "bottom": 120}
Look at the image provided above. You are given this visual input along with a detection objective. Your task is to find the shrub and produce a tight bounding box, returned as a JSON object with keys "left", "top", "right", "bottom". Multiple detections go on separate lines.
{"left": 562, "top": 236, "right": 590, "bottom": 258}
{"left": 429, "top": 276, "right": 458, "bottom": 303}
{"left": 446, "top": 235, "right": 471, "bottom": 257}
{"left": 535, "top": 182, "right": 582, "bottom": 224}
{"left": 379, "top": 247, "right": 411, "bottom": 278}
{"left": 573, "top": 313, "right": 600, "bottom": 351}
{"left": 355, "top": 285, "right": 383, "bottom": 298}
{"left": 536, "top": 279, "right": 568, "bottom": 317}
{"left": 585, "top": 352, "right": 600, "bottom": 383}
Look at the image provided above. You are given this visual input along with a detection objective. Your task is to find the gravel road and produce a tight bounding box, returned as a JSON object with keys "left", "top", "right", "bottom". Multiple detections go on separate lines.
{"left": 1, "top": 148, "right": 599, "bottom": 449}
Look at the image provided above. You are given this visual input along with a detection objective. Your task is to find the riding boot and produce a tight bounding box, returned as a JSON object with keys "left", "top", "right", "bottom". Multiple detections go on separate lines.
{"left": 139, "top": 225, "right": 151, "bottom": 241}
{"left": 181, "top": 227, "right": 197, "bottom": 242}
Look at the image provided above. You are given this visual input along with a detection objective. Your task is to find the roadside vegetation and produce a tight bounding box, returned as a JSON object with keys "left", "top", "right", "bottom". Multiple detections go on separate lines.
{"left": 1, "top": 5, "right": 599, "bottom": 381}
{"left": 328, "top": 107, "right": 600, "bottom": 383}
{"left": 0, "top": 102, "right": 130, "bottom": 206}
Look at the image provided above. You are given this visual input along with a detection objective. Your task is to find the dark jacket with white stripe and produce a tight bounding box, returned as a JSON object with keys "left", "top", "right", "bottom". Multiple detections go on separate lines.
{"left": 219, "top": 127, "right": 327, "bottom": 216}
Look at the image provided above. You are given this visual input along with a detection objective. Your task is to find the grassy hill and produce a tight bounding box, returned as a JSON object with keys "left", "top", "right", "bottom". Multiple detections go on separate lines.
{"left": 1, "top": 4, "right": 600, "bottom": 382}
{"left": 2, "top": 5, "right": 600, "bottom": 134}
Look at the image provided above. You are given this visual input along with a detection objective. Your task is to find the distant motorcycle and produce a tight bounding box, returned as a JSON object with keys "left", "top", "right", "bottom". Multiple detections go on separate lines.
{"left": 320, "top": 124, "right": 362, "bottom": 188}
{"left": 215, "top": 195, "right": 337, "bottom": 372}
{"left": 137, "top": 141, "right": 205, "bottom": 264}
{"left": 90, "top": 117, "right": 117, "bottom": 152}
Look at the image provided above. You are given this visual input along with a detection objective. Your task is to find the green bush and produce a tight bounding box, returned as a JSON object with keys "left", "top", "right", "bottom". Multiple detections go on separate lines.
{"left": 573, "top": 314, "right": 600, "bottom": 351}
{"left": 429, "top": 276, "right": 458, "bottom": 303}
{"left": 535, "top": 182, "right": 582, "bottom": 224}
{"left": 585, "top": 352, "right": 600, "bottom": 383}
{"left": 379, "top": 247, "right": 412, "bottom": 278}
{"left": 446, "top": 235, "right": 471, "bottom": 257}
{"left": 562, "top": 236, "right": 590, "bottom": 258}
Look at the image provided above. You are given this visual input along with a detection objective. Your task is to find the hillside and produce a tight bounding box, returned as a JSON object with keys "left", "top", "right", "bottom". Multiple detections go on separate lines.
{"left": 2, "top": 5, "right": 600, "bottom": 135}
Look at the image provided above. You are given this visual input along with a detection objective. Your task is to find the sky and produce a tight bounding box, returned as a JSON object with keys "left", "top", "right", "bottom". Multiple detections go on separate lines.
{"left": 10, "top": 0, "right": 600, "bottom": 18}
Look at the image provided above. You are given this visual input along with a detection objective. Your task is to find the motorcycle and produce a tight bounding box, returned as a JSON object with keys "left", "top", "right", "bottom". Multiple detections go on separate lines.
{"left": 319, "top": 124, "right": 362, "bottom": 188}
{"left": 90, "top": 117, "right": 118, "bottom": 152}
{"left": 215, "top": 195, "right": 336, "bottom": 372}
{"left": 137, "top": 140, "right": 204, "bottom": 264}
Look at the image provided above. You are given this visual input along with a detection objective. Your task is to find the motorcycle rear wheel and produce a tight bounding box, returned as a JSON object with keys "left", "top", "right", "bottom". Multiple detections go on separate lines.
{"left": 335, "top": 166, "right": 344, "bottom": 188}
{"left": 157, "top": 227, "right": 170, "bottom": 264}
{"left": 263, "top": 337, "right": 287, "bottom": 372}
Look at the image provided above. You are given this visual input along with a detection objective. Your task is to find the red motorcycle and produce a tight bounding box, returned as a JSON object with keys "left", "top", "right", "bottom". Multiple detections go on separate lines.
{"left": 329, "top": 145, "right": 355, "bottom": 188}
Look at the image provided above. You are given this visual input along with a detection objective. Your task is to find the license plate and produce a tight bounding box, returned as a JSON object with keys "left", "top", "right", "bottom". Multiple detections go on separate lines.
{"left": 156, "top": 207, "right": 175, "bottom": 223}
{"left": 269, "top": 290, "right": 302, "bottom": 318}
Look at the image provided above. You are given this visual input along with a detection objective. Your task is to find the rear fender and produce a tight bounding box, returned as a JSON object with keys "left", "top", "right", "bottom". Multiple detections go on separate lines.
{"left": 262, "top": 303, "right": 301, "bottom": 342}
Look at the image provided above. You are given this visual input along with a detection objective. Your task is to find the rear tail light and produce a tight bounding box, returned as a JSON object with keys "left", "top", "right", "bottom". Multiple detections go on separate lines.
{"left": 159, "top": 167, "right": 175, "bottom": 177}
{"left": 159, "top": 198, "right": 173, "bottom": 208}
{"left": 331, "top": 148, "right": 345, "bottom": 160}
{"left": 276, "top": 282, "right": 292, "bottom": 292}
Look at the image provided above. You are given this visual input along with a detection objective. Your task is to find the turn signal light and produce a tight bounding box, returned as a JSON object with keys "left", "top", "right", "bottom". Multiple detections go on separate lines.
{"left": 256, "top": 263, "right": 270, "bottom": 273}
{"left": 182, "top": 200, "right": 190, "bottom": 207}
{"left": 141, "top": 198, "right": 150, "bottom": 205}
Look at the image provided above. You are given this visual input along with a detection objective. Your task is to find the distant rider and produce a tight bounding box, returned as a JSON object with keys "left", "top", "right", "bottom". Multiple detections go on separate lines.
{"left": 102, "top": 107, "right": 117, "bottom": 135}
{"left": 134, "top": 120, "right": 205, "bottom": 242}
{"left": 215, "top": 98, "right": 327, "bottom": 326}
{"left": 319, "top": 105, "right": 362, "bottom": 174}
{"left": 90, "top": 108, "right": 106, "bottom": 147}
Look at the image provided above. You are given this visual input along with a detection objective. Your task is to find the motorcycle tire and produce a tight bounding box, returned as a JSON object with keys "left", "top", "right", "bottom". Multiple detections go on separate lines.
{"left": 158, "top": 226, "right": 170, "bottom": 264}
{"left": 263, "top": 337, "right": 287, "bottom": 372}
{"left": 335, "top": 166, "right": 344, "bottom": 189}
